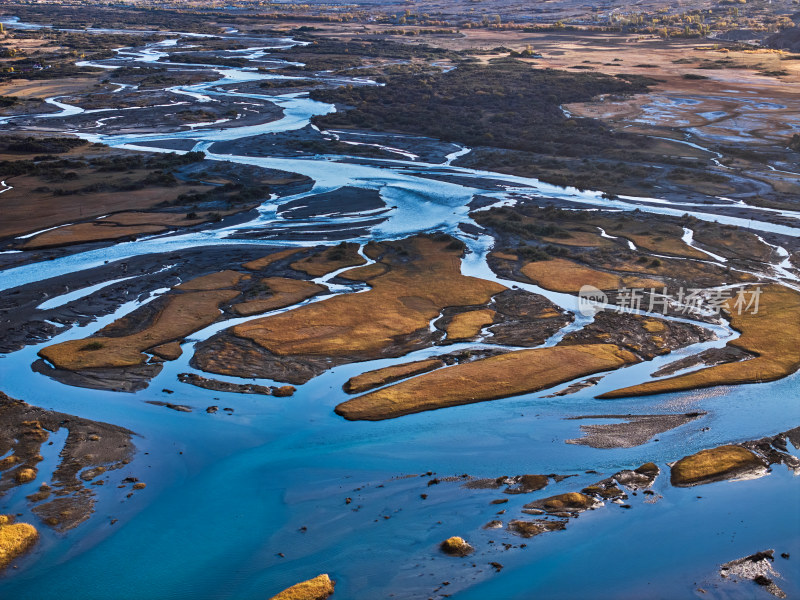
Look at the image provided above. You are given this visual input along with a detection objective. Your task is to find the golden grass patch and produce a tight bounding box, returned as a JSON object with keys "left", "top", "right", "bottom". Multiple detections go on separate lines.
{"left": 335, "top": 343, "right": 638, "bottom": 420}
{"left": 0, "top": 77, "right": 99, "bottom": 100}
{"left": 490, "top": 251, "right": 519, "bottom": 261}
{"left": 2, "top": 174, "right": 212, "bottom": 239}
{"left": 524, "top": 491, "right": 596, "bottom": 513}
{"left": 641, "top": 318, "right": 666, "bottom": 333}
{"left": 338, "top": 262, "right": 388, "bottom": 281}
{"left": 21, "top": 210, "right": 242, "bottom": 250}
{"left": 40, "top": 289, "right": 239, "bottom": 370}
{"left": 233, "top": 237, "right": 505, "bottom": 360}
{"left": 0, "top": 519, "right": 38, "bottom": 570}
{"left": 14, "top": 468, "right": 36, "bottom": 484}
{"left": 232, "top": 277, "right": 326, "bottom": 317}
{"left": 605, "top": 255, "right": 755, "bottom": 285}
{"left": 445, "top": 309, "right": 496, "bottom": 340}
{"left": 521, "top": 258, "right": 661, "bottom": 293}
{"left": 344, "top": 358, "right": 445, "bottom": 394}
{"left": 148, "top": 341, "right": 183, "bottom": 361}
{"left": 670, "top": 445, "right": 764, "bottom": 487}
{"left": 22, "top": 223, "right": 168, "bottom": 249}
{"left": 242, "top": 248, "right": 305, "bottom": 271}
{"left": 269, "top": 574, "right": 335, "bottom": 600}
{"left": 694, "top": 228, "right": 774, "bottom": 262}
{"left": 175, "top": 270, "right": 247, "bottom": 291}
{"left": 290, "top": 242, "right": 366, "bottom": 277}
{"left": 541, "top": 230, "right": 613, "bottom": 248}
{"left": 99, "top": 212, "right": 219, "bottom": 227}
{"left": 626, "top": 232, "right": 707, "bottom": 259}
{"left": 600, "top": 285, "right": 800, "bottom": 398}
{"left": 440, "top": 536, "right": 474, "bottom": 557}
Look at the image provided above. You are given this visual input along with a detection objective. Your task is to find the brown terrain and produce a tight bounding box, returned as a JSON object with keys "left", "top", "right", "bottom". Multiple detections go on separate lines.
{"left": 601, "top": 284, "right": 800, "bottom": 397}
{"left": 0, "top": 392, "right": 137, "bottom": 532}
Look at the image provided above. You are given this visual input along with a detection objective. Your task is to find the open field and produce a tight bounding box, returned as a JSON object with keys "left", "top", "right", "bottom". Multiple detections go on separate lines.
{"left": 40, "top": 287, "right": 240, "bottom": 370}
{"left": 520, "top": 257, "right": 662, "bottom": 293}
{"left": 231, "top": 236, "right": 504, "bottom": 360}
{"left": 0, "top": 77, "right": 101, "bottom": 100}
{"left": 335, "top": 343, "right": 638, "bottom": 420}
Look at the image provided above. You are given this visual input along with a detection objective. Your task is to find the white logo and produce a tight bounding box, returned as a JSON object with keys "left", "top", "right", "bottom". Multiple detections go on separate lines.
{"left": 578, "top": 285, "right": 608, "bottom": 316}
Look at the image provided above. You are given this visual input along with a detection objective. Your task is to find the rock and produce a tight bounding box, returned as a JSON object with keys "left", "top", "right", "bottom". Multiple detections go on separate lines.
{"left": 178, "top": 372, "right": 285, "bottom": 396}
{"left": 489, "top": 561, "right": 503, "bottom": 572}
{"left": 521, "top": 508, "right": 545, "bottom": 515}
{"left": 26, "top": 483, "right": 50, "bottom": 503}
{"left": 146, "top": 401, "right": 192, "bottom": 413}
{"left": 614, "top": 462, "right": 660, "bottom": 490}
{"left": 463, "top": 477, "right": 506, "bottom": 490}
{"left": 206, "top": 406, "right": 218, "bottom": 414}
{"left": 508, "top": 519, "right": 567, "bottom": 538}
{"left": 523, "top": 492, "right": 598, "bottom": 514}
{"left": 490, "top": 498, "right": 508, "bottom": 505}
{"left": 503, "top": 474, "right": 548, "bottom": 494}
{"left": 635, "top": 462, "right": 660, "bottom": 476}
{"left": 671, "top": 445, "right": 765, "bottom": 487}
{"left": 132, "top": 482, "right": 146, "bottom": 490}
{"left": 269, "top": 573, "right": 335, "bottom": 600}
{"left": 440, "top": 536, "right": 474, "bottom": 557}
{"left": 483, "top": 520, "right": 503, "bottom": 529}
{"left": 719, "top": 550, "right": 786, "bottom": 598}
{"left": 582, "top": 482, "right": 625, "bottom": 500}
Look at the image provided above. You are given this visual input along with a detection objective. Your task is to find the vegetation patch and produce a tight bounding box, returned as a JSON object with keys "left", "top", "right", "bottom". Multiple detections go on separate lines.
{"left": 268, "top": 573, "right": 334, "bottom": 600}
{"left": 232, "top": 277, "right": 326, "bottom": 317}
{"left": 0, "top": 517, "right": 38, "bottom": 570}
{"left": 343, "top": 358, "right": 445, "bottom": 394}
{"left": 231, "top": 236, "right": 504, "bottom": 361}
{"left": 242, "top": 248, "right": 305, "bottom": 271}
{"left": 440, "top": 536, "right": 474, "bottom": 556}
{"left": 445, "top": 309, "right": 496, "bottom": 340}
{"left": 40, "top": 279, "right": 240, "bottom": 370}
{"left": 670, "top": 445, "right": 765, "bottom": 486}
{"left": 600, "top": 285, "right": 800, "bottom": 397}
{"left": 523, "top": 492, "right": 598, "bottom": 514}
{"left": 521, "top": 257, "right": 661, "bottom": 293}
{"left": 290, "top": 242, "right": 366, "bottom": 277}
{"left": 335, "top": 343, "right": 638, "bottom": 420}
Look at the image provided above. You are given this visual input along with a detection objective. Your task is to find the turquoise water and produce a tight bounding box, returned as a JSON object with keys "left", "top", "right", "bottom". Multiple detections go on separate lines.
{"left": 0, "top": 329, "right": 797, "bottom": 597}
